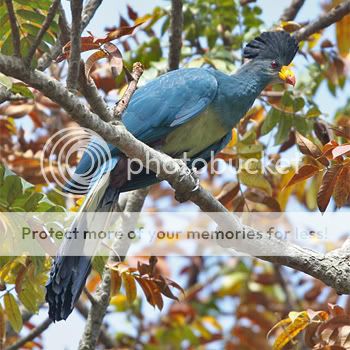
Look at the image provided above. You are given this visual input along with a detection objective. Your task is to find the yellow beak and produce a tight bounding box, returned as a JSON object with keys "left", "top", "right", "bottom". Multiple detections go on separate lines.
{"left": 279, "top": 66, "right": 296, "bottom": 86}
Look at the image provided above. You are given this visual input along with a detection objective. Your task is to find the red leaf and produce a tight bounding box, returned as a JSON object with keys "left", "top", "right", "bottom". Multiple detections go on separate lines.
{"left": 57, "top": 21, "right": 146, "bottom": 62}
{"left": 127, "top": 5, "right": 138, "bottom": 21}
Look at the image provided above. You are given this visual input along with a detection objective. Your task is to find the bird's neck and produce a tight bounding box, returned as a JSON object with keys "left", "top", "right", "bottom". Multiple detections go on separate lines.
{"left": 233, "top": 60, "right": 271, "bottom": 99}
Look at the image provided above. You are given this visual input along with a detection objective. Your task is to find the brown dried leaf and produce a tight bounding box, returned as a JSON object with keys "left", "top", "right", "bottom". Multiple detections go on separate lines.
{"left": 58, "top": 21, "right": 146, "bottom": 62}
{"left": 127, "top": 5, "right": 138, "bottom": 21}
{"left": 215, "top": 182, "right": 240, "bottom": 207}
{"left": 317, "top": 164, "right": 343, "bottom": 213}
{"left": 285, "top": 165, "right": 321, "bottom": 188}
{"left": 104, "top": 43, "right": 123, "bottom": 77}
{"left": 333, "top": 166, "right": 350, "bottom": 207}
{"left": 295, "top": 132, "right": 329, "bottom": 166}
{"left": 110, "top": 270, "right": 122, "bottom": 296}
{"left": 0, "top": 103, "right": 34, "bottom": 118}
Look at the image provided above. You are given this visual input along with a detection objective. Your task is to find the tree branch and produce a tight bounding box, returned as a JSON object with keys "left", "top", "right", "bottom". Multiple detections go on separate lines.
{"left": 1, "top": 54, "right": 350, "bottom": 295}
{"left": 78, "top": 188, "right": 149, "bottom": 350}
{"left": 295, "top": 0, "right": 350, "bottom": 42}
{"left": 67, "top": 0, "right": 83, "bottom": 91}
{"left": 81, "top": 0, "right": 104, "bottom": 30}
{"left": 5, "top": 0, "right": 21, "bottom": 58}
{"left": 37, "top": 0, "right": 104, "bottom": 71}
{"left": 113, "top": 63, "right": 144, "bottom": 119}
{"left": 79, "top": 62, "right": 112, "bottom": 122}
{"left": 280, "top": 0, "right": 305, "bottom": 22}
{"left": 5, "top": 318, "right": 52, "bottom": 350}
{"left": 75, "top": 300, "right": 116, "bottom": 349}
{"left": 25, "top": 0, "right": 60, "bottom": 66}
{"left": 168, "top": 0, "right": 183, "bottom": 71}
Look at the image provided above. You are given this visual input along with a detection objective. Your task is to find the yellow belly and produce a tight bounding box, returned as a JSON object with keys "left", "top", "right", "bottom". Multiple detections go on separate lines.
{"left": 161, "top": 110, "right": 228, "bottom": 157}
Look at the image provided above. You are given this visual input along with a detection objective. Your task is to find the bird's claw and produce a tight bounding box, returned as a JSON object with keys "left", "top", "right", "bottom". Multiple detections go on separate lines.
{"left": 174, "top": 160, "right": 200, "bottom": 202}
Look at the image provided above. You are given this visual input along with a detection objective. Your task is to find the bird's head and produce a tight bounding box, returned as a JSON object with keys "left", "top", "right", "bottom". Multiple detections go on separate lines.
{"left": 243, "top": 31, "right": 299, "bottom": 87}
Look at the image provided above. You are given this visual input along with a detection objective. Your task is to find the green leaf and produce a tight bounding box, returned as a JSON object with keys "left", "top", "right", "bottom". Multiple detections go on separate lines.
{"left": 4, "top": 293, "right": 23, "bottom": 333}
{"left": 293, "top": 97, "right": 305, "bottom": 112}
{"left": 261, "top": 108, "right": 280, "bottom": 135}
{"left": 0, "top": 175, "right": 23, "bottom": 206}
{"left": 11, "top": 83, "right": 34, "bottom": 98}
{"left": 275, "top": 115, "right": 293, "bottom": 145}
{"left": 306, "top": 106, "right": 321, "bottom": 118}
{"left": 0, "top": 72, "right": 12, "bottom": 89}
{"left": 239, "top": 170, "right": 272, "bottom": 196}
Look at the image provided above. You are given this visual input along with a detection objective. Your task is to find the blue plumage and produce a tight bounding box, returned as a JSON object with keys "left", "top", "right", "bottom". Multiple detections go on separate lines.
{"left": 46, "top": 31, "right": 299, "bottom": 321}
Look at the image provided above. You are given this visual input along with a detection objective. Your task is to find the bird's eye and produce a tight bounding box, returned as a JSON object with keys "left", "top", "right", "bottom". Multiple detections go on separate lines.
{"left": 271, "top": 60, "right": 279, "bottom": 69}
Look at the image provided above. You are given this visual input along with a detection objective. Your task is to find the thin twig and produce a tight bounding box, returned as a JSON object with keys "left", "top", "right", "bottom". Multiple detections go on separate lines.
{"left": 67, "top": 0, "right": 83, "bottom": 91}
{"left": 168, "top": 0, "right": 183, "bottom": 71}
{"left": 5, "top": 0, "right": 21, "bottom": 58}
{"left": 280, "top": 0, "right": 306, "bottom": 22}
{"left": 5, "top": 318, "right": 52, "bottom": 350}
{"left": 295, "top": 0, "right": 350, "bottom": 42}
{"left": 113, "top": 63, "right": 144, "bottom": 119}
{"left": 25, "top": 0, "right": 60, "bottom": 66}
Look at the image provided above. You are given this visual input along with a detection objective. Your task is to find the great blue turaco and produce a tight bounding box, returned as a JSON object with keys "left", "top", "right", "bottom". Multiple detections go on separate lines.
{"left": 46, "top": 30, "right": 299, "bottom": 321}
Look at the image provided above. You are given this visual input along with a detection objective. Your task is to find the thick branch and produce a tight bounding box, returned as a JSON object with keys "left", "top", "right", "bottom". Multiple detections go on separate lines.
{"left": 67, "top": 0, "right": 83, "bottom": 91}
{"left": 5, "top": 318, "right": 52, "bottom": 350}
{"left": 280, "top": 0, "right": 305, "bottom": 22}
{"left": 168, "top": 0, "right": 183, "bottom": 71}
{"left": 1, "top": 54, "right": 350, "bottom": 296}
{"left": 5, "top": 0, "right": 21, "bottom": 58}
{"left": 75, "top": 300, "right": 116, "bottom": 349}
{"left": 295, "top": 0, "right": 350, "bottom": 42}
{"left": 25, "top": 0, "right": 60, "bottom": 66}
{"left": 78, "top": 188, "right": 149, "bottom": 350}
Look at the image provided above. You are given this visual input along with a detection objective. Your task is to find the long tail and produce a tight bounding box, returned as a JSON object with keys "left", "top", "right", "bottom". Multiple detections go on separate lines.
{"left": 45, "top": 173, "right": 120, "bottom": 321}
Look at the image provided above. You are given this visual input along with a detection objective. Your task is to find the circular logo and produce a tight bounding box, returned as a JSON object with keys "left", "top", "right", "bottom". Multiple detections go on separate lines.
{"left": 40, "top": 127, "right": 112, "bottom": 197}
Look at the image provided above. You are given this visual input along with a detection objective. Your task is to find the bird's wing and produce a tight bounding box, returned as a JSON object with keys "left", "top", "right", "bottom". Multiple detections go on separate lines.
{"left": 72, "top": 68, "right": 218, "bottom": 179}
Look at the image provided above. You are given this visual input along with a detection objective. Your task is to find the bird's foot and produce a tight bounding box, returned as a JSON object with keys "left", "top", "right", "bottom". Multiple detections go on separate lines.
{"left": 173, "top": 159, "right": 200, "bottom": 203}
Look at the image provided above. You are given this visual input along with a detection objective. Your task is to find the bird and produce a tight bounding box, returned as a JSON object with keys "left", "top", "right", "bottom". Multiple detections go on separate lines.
{"left": 46, "top": 30, "right": 299, "bottom": 321}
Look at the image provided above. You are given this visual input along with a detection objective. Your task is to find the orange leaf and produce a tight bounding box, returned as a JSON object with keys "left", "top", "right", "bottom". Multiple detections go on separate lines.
{"left": 332, "top": 144, "right": 350, "bottom": 158}
{"left": 285, "top": 165, "right": 321, "bottom": 188}
{"left": 121, "top": 272, "right": 137, "bottom": 304}
{"left": 317, "top": 164, "right": 343, "bottom": 213}
{"left": 333, "top": 166, "right": 350, "bottom": 207}
{"left": 335, "top": 0, "right": 350, "bottom": 57}
{"left": 85, "top": 50, "right": 108, "bottom": 77}
{"left": 110, "top": 270, "right": 122, "bottom": 296}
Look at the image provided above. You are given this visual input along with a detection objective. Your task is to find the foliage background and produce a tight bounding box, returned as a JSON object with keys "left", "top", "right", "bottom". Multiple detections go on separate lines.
{"left": 0, "top": 0, "right": 350, "bottom": 349}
